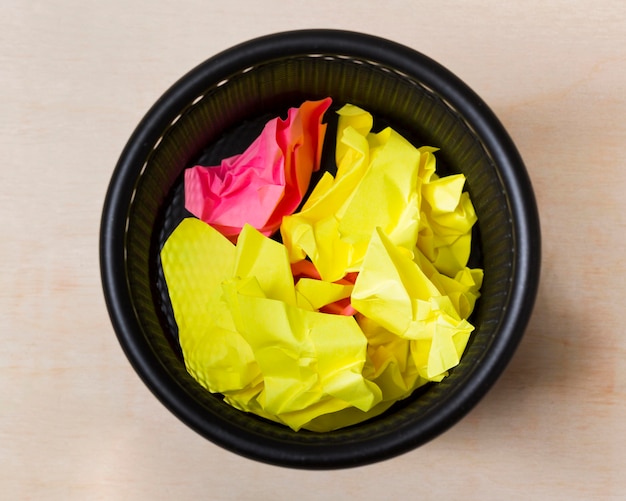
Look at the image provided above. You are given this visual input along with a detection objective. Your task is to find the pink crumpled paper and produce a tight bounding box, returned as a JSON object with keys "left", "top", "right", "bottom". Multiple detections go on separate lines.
{"left": 184, "top": 98, "right": 332, "bottom": 239}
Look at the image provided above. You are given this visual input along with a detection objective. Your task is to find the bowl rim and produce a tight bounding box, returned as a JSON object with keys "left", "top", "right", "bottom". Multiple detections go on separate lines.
{"left": 100, "top": 28, "right": 541, "bottom": 469}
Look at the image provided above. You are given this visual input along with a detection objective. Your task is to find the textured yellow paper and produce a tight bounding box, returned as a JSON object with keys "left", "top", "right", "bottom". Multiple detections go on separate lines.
{"left": 281, "top": 104, "right": 478, "bottom": 284}
{"left": 161, "top": 220, "right": 382, "bottom": 431}
{"left": 352, "top": 228, "right": 475, "bottom": 381}
{"left": 281, "top": 104, "right": 422, "bottom": 282}
{"left": 160, "top": 218, "right": 261, "bottom": 393}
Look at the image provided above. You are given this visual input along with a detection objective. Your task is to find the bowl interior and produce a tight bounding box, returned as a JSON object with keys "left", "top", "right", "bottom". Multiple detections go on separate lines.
{"left": 109, "top": 36, "right": 532, "bottom": 468}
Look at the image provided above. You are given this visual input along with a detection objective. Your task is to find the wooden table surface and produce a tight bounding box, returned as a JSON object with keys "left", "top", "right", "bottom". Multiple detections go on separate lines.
{"left": 2, "top": 1, "right": 625, "bottom": 499}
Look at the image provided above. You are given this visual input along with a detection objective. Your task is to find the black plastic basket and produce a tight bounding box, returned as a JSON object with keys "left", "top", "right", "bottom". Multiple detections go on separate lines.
{"left": 100, "top": 29, "right": 541, "bottom": 469}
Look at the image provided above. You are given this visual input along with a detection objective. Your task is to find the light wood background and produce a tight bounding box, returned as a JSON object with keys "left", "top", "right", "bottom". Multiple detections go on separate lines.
{"left": 2, "top": 1, "right": 625, "bottom": 499}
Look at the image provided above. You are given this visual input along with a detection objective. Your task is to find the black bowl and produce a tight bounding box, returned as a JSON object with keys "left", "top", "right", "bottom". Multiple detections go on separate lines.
{"left": 100, "top": 29, "right": 540, "bottom": 469}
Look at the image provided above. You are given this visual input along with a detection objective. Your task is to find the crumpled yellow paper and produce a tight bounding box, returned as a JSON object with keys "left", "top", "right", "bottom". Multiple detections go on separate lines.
{"left": 161, "top": 219, "right": 382, "bottom": 431}
{"left": 161, "top": 102, "right": 483, "bottom": 432}
{"left": 418, "top": 173, "right": 478, "bottom": 277}
{"left": 280, "top": 104, "right": 479, "bottom": 283}
{"left": 352, "top": 227, "right": 479, "bottom": 382}
{"left": 280, "top": 104, "right": 422, "bottom": 282}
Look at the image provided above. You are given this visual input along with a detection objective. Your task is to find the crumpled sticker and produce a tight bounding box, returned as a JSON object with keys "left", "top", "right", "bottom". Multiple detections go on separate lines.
{"left": 185, "top": 98, "right": 331, "bottom": 239}
{"left": 160, "top": 218, "right": 261, "bottom": 393}
{"left": 281, "top": 104, "right": 479, "bottom": 283}
{"left": 418, "top": 173, "right": 478, "bottom": 277}
{"left": 161, "top": 219, "right": 382, "bottom": 431}
{"left": 223, "top": 277, "right": 382, "bottom": 430}
{"left": 281, "top": 104, "right": 422, "bottom": 282}
{"left": 352, "top": 228, "right": 477, "bottom": 382}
